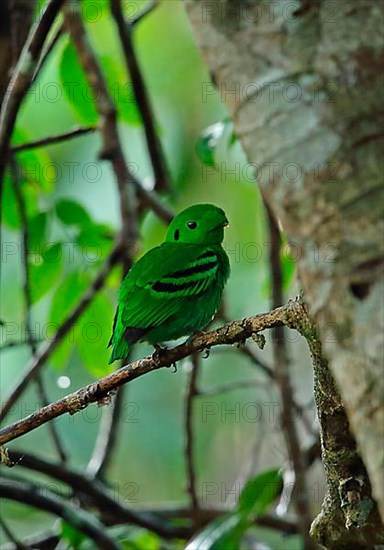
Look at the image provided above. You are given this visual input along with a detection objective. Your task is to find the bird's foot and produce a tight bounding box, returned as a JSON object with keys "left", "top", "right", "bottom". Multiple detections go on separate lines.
{"left": 169, "top": 362, "right": 177, "bottom": 373}
{"left": 152, "top": 344, "right": 177, "bottom": 372}
{"left": 233, "top": 338, "right": 246, "bottom": 350}
{"left": 202, "top": 347, "right": 211, "bottom": 359}
{"left": 251, "top": 333, "right": 266, "bottom": 349}
{"left": 152, "top": 343, "right": 168, "bottom": 358}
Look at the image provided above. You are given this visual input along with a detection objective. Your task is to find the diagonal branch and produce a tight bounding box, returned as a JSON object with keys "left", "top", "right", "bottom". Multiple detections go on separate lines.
{"left": 0, "top": 297, "right": 312, "bottom": 446}
{"left": 0, "top": 480, "right": 121, "bottom": 550}
{"left": 0, "top": 0, "right": 66, "bottom": 186}
{"left": 110, "top": 0, "right": 170, "bottom": 192}
{"left": 7, "top": 449, "right": 187, "bottom": 539}
{"left": 11, "top": 125, "right": 97, "bottom": 152}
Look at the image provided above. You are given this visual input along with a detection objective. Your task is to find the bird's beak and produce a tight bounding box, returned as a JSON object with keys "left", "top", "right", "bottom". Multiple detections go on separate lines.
{"left": 223, "top": 220, "right": 229, "bottom": 228}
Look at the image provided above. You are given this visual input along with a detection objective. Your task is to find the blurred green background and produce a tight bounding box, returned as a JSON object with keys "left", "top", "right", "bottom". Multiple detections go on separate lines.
{"left": 0, "top": 1, "right": 321, "bottom": 548}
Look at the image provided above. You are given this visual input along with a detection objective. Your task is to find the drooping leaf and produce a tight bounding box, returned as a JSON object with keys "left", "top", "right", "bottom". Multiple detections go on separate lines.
{"left": 186, "top": 469, "right": 282, "bottom": 550}
{"left": 28, "top": 212, "right": 48, "bottom": 251}
{"left": 76, "top": 223, "right": 115, "bottom": 263}
{"left": 60, "top": 520, "right": 86, "bottom": 549}
{"left": 77, "top": 293, "right": 114, "bottom": 377}
{"left": 60, "top": 40, "right": 99, "bottom": 125}
{"left": 49, "top": 271, "right": 91, "bottom": 369}
{"left": 238, "top": 468, "right": 282, "bottom": 516}
{"left": 185, "top": 513, "right": 245, "bottom": 550}
{"left": 29, "top": 243, "right": 63, "bottom": 303}
{"left": 100, "top": 55, "right": 142, "bottom": 126}
{"left": 55, "top": 198, "right": 92, "bottom": 228}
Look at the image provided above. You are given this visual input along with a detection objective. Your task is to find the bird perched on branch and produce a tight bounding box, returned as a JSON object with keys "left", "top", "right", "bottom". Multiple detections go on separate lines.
{"left": 108, "top": 203, "right": 230, "bottom": 363}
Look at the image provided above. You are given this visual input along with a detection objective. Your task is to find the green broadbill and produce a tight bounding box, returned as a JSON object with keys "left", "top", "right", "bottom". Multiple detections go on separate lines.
{"left": 108, "top": 204, "right": 230, "bottom": 363}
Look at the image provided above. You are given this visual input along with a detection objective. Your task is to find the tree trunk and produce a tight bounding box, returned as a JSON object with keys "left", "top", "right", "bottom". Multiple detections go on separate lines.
{"left": 184, "top": 0, "right": 384, "bottom": 546}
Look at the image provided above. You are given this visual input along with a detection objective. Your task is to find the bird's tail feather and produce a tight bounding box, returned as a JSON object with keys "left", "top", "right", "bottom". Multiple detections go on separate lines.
{"left": 108, "top": 338, "right": 130, "bottom": 364}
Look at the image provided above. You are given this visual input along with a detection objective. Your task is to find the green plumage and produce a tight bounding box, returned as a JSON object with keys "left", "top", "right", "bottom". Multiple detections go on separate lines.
{"left": 108, "top": 204, "right": 230, "bottom": 363}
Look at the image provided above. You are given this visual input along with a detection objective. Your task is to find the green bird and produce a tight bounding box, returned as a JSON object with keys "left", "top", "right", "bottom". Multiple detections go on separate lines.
{"left": 108, "top": 203, "right": 230, "bottom": 363}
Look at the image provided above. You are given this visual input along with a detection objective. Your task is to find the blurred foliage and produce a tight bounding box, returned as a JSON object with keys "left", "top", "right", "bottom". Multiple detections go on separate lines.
{"left": 0, "top": 1, "right": 317, "bottom": 549}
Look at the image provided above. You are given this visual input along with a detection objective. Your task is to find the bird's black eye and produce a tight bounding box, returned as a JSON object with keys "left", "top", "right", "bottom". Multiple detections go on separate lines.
{"left": 174, "top": 229, "right": 180, "bottom": 241}
{"left": 187, "top": 221, "right": 197, "bottom": 230}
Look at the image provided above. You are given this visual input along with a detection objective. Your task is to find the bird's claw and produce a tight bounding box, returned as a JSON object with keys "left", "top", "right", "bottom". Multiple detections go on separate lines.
{"left": 251, "top": 333, "right": 266, "bottom": 349}
{"left": 233, "top": 339, "right": 246, "bottom": 350}
{"left": 202, "top": 347, "right": 211, "bottom": 359}
{"left": 169, "top": 362, "right": 177, "bottom": 373}
{"left": 152, "top": 344, "right": 168, "bottom": 361}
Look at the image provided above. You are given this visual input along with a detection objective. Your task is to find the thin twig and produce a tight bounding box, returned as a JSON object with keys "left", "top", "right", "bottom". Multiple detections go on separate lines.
{"left": 63, "top": 3, "right": 139, "bottom": 262}
{"left": 10, "top": 157, "right": 67, "bottom": 463}
{"left": 0, "top": 481, "right": 121, "bottom": 550}
{"left": 266, "top": 207, "right": 315, "bottom": 548}
{"left": 0, "top": 298, "right": 312, "bottom": 445}
{"left": 86, "top": 387, "right": 125, "bottom": 480}
{"left": 110, "top": 0, "right": 170, "bottom": 193}
{"left": 0, "top": 0, "right": 66, "bottom": 186}
{"left": 8, "top": 449, "right": 187, "bottom": 539}
{"left": 196, "top": 379, "right": 269, "bottom": 397}
{"left": 184, "top": 352, "right": 200, "bottom": 516}
{"left": 0, "top": 243, "right": 123, "bottom": 422}
{"left": 33, "top": 21, "right": 64, "bottom": 81}
{"left": 11, "top": 125, "right": 97, "bottom": 152}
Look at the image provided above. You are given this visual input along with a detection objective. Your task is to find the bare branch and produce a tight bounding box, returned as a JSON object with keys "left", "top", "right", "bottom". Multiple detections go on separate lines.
{"left": 184, "top": 352, "right": 200, "bottom": 516}
{"left": 0, "top": 480, "right": 121, "bottom": 550}
{"left": 0, "top": 0, "right": 66, "bottom": 185}
{"left": 8, "top": 449, "right": 187, "bottom": 539}
{"left": 11, "top": 125, "right": 97, "bottom": 152}
{"left": 86, "top": 387, "right": 125, "bottom": 480}
{"left": 110, "top": 0, "right": 170, "bottom": 192}
{"left": 0, "top": 297, "right": 313, "bottom": 446}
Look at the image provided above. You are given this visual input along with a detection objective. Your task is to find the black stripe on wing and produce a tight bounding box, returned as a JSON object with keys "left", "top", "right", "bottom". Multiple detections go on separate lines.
{"left": 152, "top": 279, "right": 201, "bottom": 293}
{"left": 169, "top": 259, "right": 217, "bottom": 278}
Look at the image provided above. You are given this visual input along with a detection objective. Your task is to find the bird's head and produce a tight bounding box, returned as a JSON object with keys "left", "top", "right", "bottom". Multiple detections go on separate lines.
{"left": 165, "top": 204, "right": 229, "bottom": 245}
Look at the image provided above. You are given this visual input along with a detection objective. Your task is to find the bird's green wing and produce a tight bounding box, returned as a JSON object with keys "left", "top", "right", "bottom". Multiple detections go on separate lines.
{"left": 119, "top": 242, "right": 220, "bottom": 329}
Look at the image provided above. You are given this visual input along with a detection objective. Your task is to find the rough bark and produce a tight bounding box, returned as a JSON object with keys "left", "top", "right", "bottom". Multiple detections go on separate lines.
{"left": 184, "top": 0, "right": 384, "bottom": 546}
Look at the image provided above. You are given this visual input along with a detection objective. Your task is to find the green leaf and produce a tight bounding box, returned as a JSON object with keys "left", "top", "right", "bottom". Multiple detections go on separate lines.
{"left": 100, "top": 55, "right": 142, "bottom": 126}
{"left": 76, "top": 223, "right": 114, "bottom": 263}
{"left": 77, "top": 293, "right": 114, "bottom": 377}
{"left": 29, "top": 243, "right": 63, "bottom": 303}
{"left": 49, "top": 271, "right": 91, "bottom": 369}
{"left": 196, "top": 122, "right": 225, "bottom": 168}
{"left": 238, "top": 468, "right": 282, "bottom": 516}
{"left": 281, "top": 251, "right": 296, "bottom": 291}
{"left": 50, "top": 271, "right": 91, "bottom": 327}
{"left": 28, "top": 212, "right": 48, "bottom": 251}
{"left": 60, "top": 40, "right": 98, "bottom": 125}
{"left": 186, "top": 469, "right": 282, "bottom": 550}
{"left": 61, "top": 520, "right": 86, "bottom": 549}
{"left": 185, "top": 513, "right": 245, "bottom": 550}
{"left": 55, "top": 198, "right": 92, "bottom": 228}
